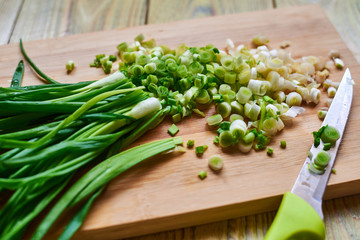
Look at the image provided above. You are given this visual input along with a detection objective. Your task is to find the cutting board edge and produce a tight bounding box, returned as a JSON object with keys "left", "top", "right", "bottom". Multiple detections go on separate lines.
{"left": 73, "top": 194, "right": 282, "bottom": 239}
{"left": 73, "top": 178, "right": 360, "bottom": 240}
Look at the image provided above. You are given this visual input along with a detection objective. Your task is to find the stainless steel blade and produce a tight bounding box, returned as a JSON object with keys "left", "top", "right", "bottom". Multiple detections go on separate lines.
{"left": 291, "top": 68, "right": 353, "bottom": 219}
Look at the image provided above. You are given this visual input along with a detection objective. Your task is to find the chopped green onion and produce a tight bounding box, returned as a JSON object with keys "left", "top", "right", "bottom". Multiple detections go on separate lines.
{"left": 218, "top": 84, "right": 230, "bottom": 95}
{"left": 244, "top": 102, "right": 261, "bottom": 121}
{"left": 318, "top": 110, "right": 327, "bottom": 120}
{"left": 195, "top": 145, "right": 207, "bottom": 155}
{"left": 172, "top": 113, "right": 182, "bottom": 123}
{"left": 334, "top": 58, "right": 344, "bottom": 69}
{"left": 320, "top": 125, "right": 340, "bottom": 145}
{"left": 219, "top": 130, "right": 233, "bottom": 148}
{"left": 253, "top": 34, "right": 269, "bottom": 46}
{"left": 134, "top": 33, "right": 145, "bottom": 42}
{"left": 267, "top": 147, "right": 274, "bottom": 156}
{"left": 193, "top": 108, "right": 205, "bottom": 117}
{"left": 168, "top": 124, "right": 179, "bottom": 136}
{"left": 214, "top": 66, "right": 226, "bottom": 79}
{"left": 280, "top": 140, "right": 286, "bottom": 149}
{"left": 323, "top": 142, "right": 332, "bottom": 151}
{"left": 230, "top": 101, "right": 243, "bottom": 115}
{"left": 219, "top": 121, "right": 231, "bottom": 131}
{"left": 224, "top": 71, "right": 236, "bottom": 84}
{"left": 314, "top": 150, "right": 331, "bottom": 168}
{"left": 236, "top": 87, "right": 252, "bottom": 104}
{"left": 331, "top": 168, "right": 336, "bottom": 174}
{"left": 208, "top": 154, "right": 224, "bottom": 171}
{"left": 216, "top": 102, "right": 231, "bottom": 118}
{"left": 196, "top": 89, "right": 211, "bottom": 104}
{"left": 187, "top": 139, "right": 194, "bottom": 148}
{"left": 230, "top": 119, "right": 247, "bottom": 138}
{"left": 243, "top": 132, "right": 255, "bottom": 144}
{"left": 213, "top": 94, "right": 224, "bottom": 103}
{"left": 313, "top": 125, "right": 327, "bottom": 148}
{"left": 213, "top": 136, "right": 219, "bottom": 144}
{"left": 286, "top": 92, "right": 302, "bottom": 106}
{"left": 230, "top": 114, "right": 243, "bottom": 122}
{"left": 308, "top": 162, "right": 325, "bottom": 175}
{"left": 206, "top": 114, "right": 223, "bottom": 126}
{"left": 238, "top": 140, "right": 252, "bottom": 153}
{"left": 198, "top": 170, "right": 207, "bottom": 179}
{"left": 66, "top": 60, "right": 75, "bottom": 72}
{"left": 327, "top": 87, "right": 336, "bottom": 98}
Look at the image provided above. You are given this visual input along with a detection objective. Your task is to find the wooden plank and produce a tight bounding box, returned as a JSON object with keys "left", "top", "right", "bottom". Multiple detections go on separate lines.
{"left": 324, "top": 194, "right": 360, "bottom": 239}
{"left": 276, "top": 0, "right": 360, "bottom": 63}
{"left": 0, "top": 0, "right": 23, "bottom": 44}
{"left": 1, "top": 4, "right": 360, "bottom": 239}
{"left": 9, "top": 0, "right": 147, "bottom": 43}
{"left": 147, "top": 0, "right": 273, "bottom": 24}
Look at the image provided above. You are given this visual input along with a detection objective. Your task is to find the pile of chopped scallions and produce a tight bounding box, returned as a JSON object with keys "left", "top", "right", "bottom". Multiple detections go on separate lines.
{"left": 112, "top": 34, "right": 336, "bottom": 153}
{"left": 0, "top": 34, "right": 340, "bottom": 239}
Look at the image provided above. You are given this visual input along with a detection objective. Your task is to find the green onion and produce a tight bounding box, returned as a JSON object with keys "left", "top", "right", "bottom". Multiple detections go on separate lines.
{"left": 323, "top": 142, "right": 332, "bottom": 151}
{"left": 267, "top": 147, "right": 274, "bottom": 156}
{"left": 66, "top": 60, "right": 75, "bottom": 72}
{"left": 280, "top": 140, "right": 286, "bottom": 148}
{"left": 236, "top": 87, "right": 252, "bottom": 104}
{"left": 168, "top": 124, "right": 179, "bottom": 136}
{"left": 214, "top": 66, "right": 226, "bottom": 79}
{"left": 314, "top": 150, "right": 331, "bottom": 168}
{"left": 312, "top": 125, "right": 327, "bottom": 148}
{"left": 219, "top": 84, "right": 231, "bottom": 95}
{"left": 230, "top": 119, "right": 247, "bottom": 138}
{"left": 10, "top": 60, "right": 24, "bottom": 88}
{"left": 195, "top": 145, "right": 207, "bottom": 155}
{"left": 196, "top": 89, "right": 211, "bottom": 104}
{"left": 31, "top": 137, "right": 183, "bottom": 239}
{"left": 230, "top": 101, "right": 243, "bottom": 115}
{"left": 206, "top": 114, "right": 223, "bottom": 126}
{"left": 230, "top": 114, "right": 243, "bottom": 122}
{"left": 134, "top": 33, "right": 145, "bottom": 42}
{"left": 208, "top": 155, "right": 223, "bottom": 171}
{"left": 320, "top": 125, "right": 340, "bottom": 145}
{"left": 219, "top": 131, "right": 233, "bottom": 148}
{"left": 318, "top": 110, "right": 327, "bottom": 120}
{"left": 20, "top": 39, "right": 59, "bottom": 84}
{"left": 308, "top": 162, "right": 325, "bottom": 175}
{"left": 237, "top": 140, "right": 252, "bottom": 153}
{"left": 219, "top": 121, "right": 231, "bottom": 131}
{"left": 216, "top": 102, "right": 231, "bottom": 118}
{"left": 198, "top": 170, "right": 207, "bottom": 179}
{"left": 187, "top": 139, "right": 194, "bottom": 148}
{"left": 243, "top": 132, "right": 255, "bottom": 144}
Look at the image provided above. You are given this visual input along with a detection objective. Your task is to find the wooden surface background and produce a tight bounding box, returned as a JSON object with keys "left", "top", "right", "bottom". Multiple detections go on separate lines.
{"left": 0, "top": 0, "right": 359, "bottom": 239}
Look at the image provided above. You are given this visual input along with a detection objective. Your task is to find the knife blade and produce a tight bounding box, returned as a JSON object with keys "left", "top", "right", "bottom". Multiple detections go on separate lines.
{"left": 264, "top": 69, "right": 353, "bottom": 240}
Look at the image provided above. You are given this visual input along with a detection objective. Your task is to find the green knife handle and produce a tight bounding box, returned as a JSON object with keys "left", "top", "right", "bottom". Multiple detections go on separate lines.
{"left": 264, "top": 192, "right": 325, "bottom": 240}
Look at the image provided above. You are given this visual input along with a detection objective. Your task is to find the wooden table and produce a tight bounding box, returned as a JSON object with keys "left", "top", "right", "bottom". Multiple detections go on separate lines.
{"left": 1, "top": 0, "right": 359, "bottom": 239}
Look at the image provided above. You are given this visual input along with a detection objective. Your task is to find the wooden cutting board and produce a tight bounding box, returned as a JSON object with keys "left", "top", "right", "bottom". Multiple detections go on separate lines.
{"left": 0, "top": 4, "right": 359, "bottom": 239}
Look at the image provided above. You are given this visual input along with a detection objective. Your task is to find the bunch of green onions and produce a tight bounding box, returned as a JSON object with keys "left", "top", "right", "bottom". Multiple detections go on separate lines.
{"left": 0, "top": 41, "right": 185, "bottom": 239}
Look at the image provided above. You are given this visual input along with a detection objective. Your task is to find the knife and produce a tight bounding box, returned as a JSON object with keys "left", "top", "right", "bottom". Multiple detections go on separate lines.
{"left": 264, "top": 68, "right": 353, "bottom": 240}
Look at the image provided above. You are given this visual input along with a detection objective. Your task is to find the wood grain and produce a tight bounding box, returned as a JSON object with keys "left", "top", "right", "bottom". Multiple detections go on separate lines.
{"left": 9, "top": 0, "right": 148, "bottom": 43}
{"left": 276, "top": 0, "right": 360, "bottom": 63}
{"left": 1, "top": 5, "right": 359, "bottom": 239}
{"left": 0, "top": 0, "right": 23, "bottom": 44}
{"left": 147, "top": 0, "right": 273, "bottom": 24}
